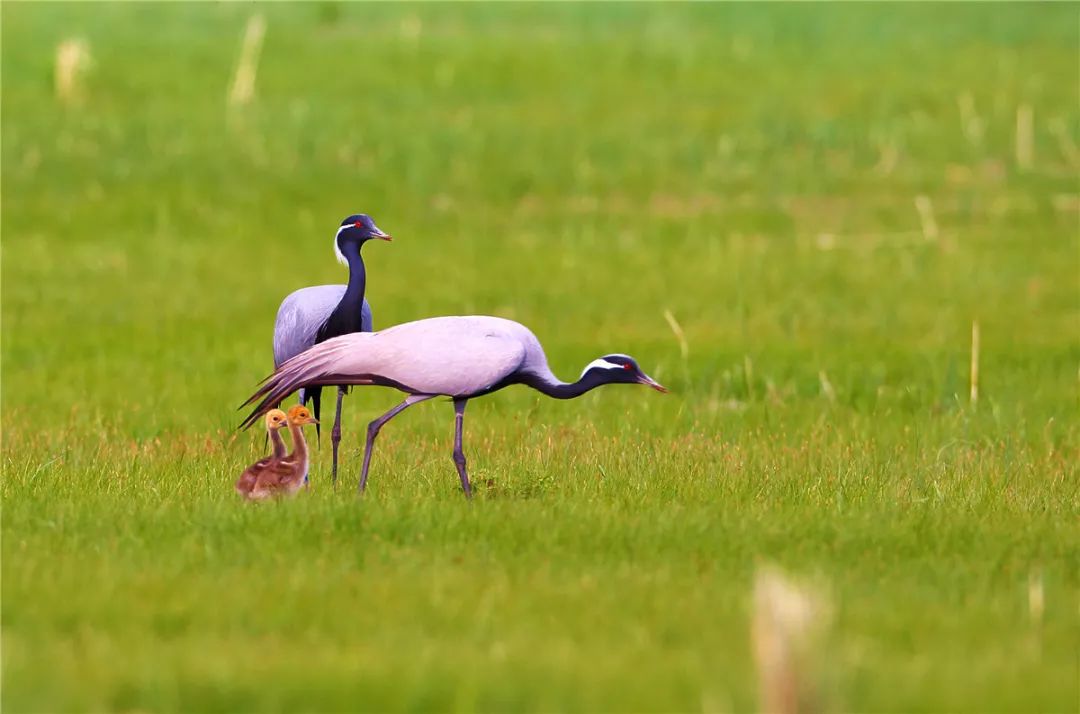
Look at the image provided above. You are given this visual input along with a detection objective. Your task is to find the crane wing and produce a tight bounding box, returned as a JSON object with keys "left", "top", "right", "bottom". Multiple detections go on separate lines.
{"left": 272, "top": 285, "right": 373, "bottom": 366}
{"left": 363, "top": 316, "right": 528, "bottom": 396}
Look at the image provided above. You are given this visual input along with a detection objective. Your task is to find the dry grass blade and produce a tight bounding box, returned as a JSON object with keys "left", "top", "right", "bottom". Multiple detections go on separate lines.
{"left": 1048, "top": 118, "right": 1080, "bottom": 168}
{"left": 818, "top": 370, "right": 836, "bottom": 403}
{"left": 1016, "top": 104, "right": 1034, "bottom": 170}
{"left": 873, "top": 136, "right": 900, "bottom": 176}
{"left": 55, "top": 39, "right": 90, "bottom": 105}
{"left": 970, "top": 320, "right": 980, "bottom": 406}
{"left": 752, "top": 565, "right": 831, "bottom": 714}
{"left": 228, "top": 15, "right": 266, "bottom": 108}
{"left": 663, "top": 309, "right": 689, "bottom": 360}
{"left": 915, "top": 195, "right": 939, "bottom": 242}
{"left": 1027, "top": 569, "right": 1044, "bottom": 626}
{"left": 957, "top": 92, "right": 984, "bottom": 145}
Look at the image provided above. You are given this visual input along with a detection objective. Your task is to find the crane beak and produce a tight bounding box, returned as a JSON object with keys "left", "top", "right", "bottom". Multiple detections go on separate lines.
{"left": 361, "top": 221, "right": 393, "bottom": 241}
{"left": 639, "top": 375, "right": 668, "bottom": 393}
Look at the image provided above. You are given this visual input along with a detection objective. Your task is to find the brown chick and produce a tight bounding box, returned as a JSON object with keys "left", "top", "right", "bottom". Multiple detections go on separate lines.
{"left": 236, "top": 409, "right": 289, "bottom": 498}
{"left": 246, "top": 404, "right": 318, "bottom": 500}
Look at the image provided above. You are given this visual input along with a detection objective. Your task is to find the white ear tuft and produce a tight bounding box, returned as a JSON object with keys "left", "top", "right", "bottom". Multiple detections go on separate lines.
{"left": 580, "top": 358, "right": 623, "bottom": 379}
{"left": 333, "top": 225, "right": 349, "bottom": 266}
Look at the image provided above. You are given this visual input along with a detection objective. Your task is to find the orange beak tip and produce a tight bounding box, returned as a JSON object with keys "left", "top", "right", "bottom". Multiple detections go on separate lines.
{"left": 640, "top": 377, "right": 668, "bottom": 393}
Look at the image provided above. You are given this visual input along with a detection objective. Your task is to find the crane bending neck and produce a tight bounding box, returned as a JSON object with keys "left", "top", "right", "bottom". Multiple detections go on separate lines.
{"left": 525, "top": 369, "right": 606, "bottom": 400}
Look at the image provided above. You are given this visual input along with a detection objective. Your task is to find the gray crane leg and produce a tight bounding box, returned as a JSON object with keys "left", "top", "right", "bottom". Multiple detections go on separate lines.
{"left": 452, "top": 398, "right": 472, "bottom": 499}
{"left": 330, "top": 386, "right": 346, "bottom": 488}
{"left": 358, "top": 393, "right": 435, "bottom": 494}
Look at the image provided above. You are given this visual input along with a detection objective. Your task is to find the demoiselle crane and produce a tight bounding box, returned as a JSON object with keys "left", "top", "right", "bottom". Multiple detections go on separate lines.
{"left": 272, "top": 213, "right": 390, "bottom": 484}
{"left": 241, "top": 316, "right": 666, "bottom": 497}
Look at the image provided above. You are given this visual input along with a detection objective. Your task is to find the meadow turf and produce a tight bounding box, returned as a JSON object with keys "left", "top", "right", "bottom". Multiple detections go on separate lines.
{"left": 2, "top": 3, "right": 1078, "bottom": 712}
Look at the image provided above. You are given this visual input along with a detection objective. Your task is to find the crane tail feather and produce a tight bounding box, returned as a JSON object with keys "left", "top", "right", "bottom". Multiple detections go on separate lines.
{"left": 240, "top": 335, "right": 389, "bottom": 430}
{"left": 239, "top": 375, "right": 381, "bottom": 430}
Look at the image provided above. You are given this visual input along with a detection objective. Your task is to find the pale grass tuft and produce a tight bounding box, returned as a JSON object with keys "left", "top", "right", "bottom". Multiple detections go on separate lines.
{"left": 400, "top": 14, "right": 423, "bottom": 41}
{"left": 814, "top": 233, "right": 836, "bottom": 251}
{"left": 1051, "top": 194, "right": 1080, "bottom": 213}
{"left": 55, "top": 38, "right": 91, "bottom": 105}
{"left": 663, "top": 309, "right": 689, "bottom": 360}
{"left": 818, "top": 370, "right": 836, "bottom": 403}
{"left": 743, "top": 355, "right": 755, "bottom": 400}
{"left": 228, "top": 15, "right": 266, "bottom": 108}
{"left": 914, "top": 195, "right": 939, "bottom": 242}
{"left": 1047, "top": 117, "right": 1080, "bottom": 168}
{"left": 700, "top": 688, "right": 727, "bottom": 714}
{"left": 1027, "top": 569, "right": 1044, "bottom": 626}
{"left": 957, "top": 92, "right": 984, "bottom": 145}
{"left": 752, "top": 565, "right": 831, "bottom": 714}
{"left": 1015, "top": 104, "right": 1034, "bottom": 171}
{"left": 731, "top": 36, "right": 752, "bottom": 60}
{"left": 873, "top": 137, "right": 899, "bottom": 176}
{"left": 970, "top": 320, "right": 980, "bottom": 406}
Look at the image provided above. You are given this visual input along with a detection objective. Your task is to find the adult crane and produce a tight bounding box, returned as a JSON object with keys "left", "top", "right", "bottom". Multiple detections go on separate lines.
{"left": 271, "top": 213, "right": 391, "bottom": 484}
{"left": 243, "top": 315, "right": 666, "bottom": 497}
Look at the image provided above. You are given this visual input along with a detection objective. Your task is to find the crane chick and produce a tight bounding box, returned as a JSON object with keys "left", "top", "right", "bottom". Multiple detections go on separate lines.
{"left": 241, "top": 405, "right": 319, "bottom": 501}
{"left": 236, "top": 408, "right": 289, "bottom": 497}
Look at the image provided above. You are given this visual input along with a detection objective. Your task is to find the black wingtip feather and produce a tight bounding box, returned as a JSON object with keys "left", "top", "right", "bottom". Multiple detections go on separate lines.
{"left": 307, "top": 387, "right": 323, "bottom": 445}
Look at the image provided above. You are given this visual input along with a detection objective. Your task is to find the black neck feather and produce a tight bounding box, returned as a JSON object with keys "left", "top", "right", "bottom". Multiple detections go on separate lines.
{"left": 523, "top": 368, "right": 611, "bottom": 400}
{"left": 316, "top": 243, "right": 366, "bottom": 343}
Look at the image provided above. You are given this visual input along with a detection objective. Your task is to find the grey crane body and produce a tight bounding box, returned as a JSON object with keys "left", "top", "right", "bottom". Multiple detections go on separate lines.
{"left": 274, "top": 285, "right": 373, "bottom": 368}
{"left": 273, "top": 284, "right": 373, "bottom": 406}
{"left": 243, "top": 315, "right": 666, "bottom": 497}
{"left": 269, "top": 214, "right": 390, "bottom": 485}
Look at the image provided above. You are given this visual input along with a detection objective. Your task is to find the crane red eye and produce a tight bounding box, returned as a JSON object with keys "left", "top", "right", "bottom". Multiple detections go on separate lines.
{"left": 354, "top": 221, "right": 363, "bottom": 228}
{"left": 623, "top": 363, "right": 633, "bottom": 370}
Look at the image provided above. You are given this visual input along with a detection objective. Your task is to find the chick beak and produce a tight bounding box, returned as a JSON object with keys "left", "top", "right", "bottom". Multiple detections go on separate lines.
{"left": 307, "top": 417, "right": 320, "bottom": 425}
{"left": 639, "top": 375, "right": 668, "bottom": 393}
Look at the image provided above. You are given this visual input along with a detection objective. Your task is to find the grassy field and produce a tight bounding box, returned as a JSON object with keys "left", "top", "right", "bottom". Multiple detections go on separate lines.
{"left": 3, "top": 3, "right": 1078, "bottom": 712}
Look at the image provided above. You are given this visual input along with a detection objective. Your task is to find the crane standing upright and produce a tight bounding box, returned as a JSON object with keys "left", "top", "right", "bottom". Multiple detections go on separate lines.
{"left": 271, "top": 214, "right": 391, "bottom": 484}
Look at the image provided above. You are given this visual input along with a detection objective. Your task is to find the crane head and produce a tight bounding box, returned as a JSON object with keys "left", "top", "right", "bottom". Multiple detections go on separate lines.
{"left": 287, "top": 405, "right": 319, "bottom": 426}
{"left": 264, "top": 409, "right": 289, "bottom": 431}
{"left": 334, "top": 214, "right": 392, "bottom": 265}
{"left": 580, "top": 354, "right": 668, "bottom": 392}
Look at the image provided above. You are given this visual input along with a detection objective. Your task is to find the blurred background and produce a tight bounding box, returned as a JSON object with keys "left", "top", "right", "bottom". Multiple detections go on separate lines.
{"left": 2, "top": 4, "right": 1077, "bottom": 712}
{"left": 4, "top": 3, "right": 1076, "bottom": 433}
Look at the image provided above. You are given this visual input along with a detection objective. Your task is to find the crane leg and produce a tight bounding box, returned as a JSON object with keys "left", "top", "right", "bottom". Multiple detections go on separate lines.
{"left": 358, "top": 393, "right": 435, "bottom": 494}
{"left": 452, "top": 398, "right": 472, "bottom": 499}
{"left": 330, "top": 386, "right": 346, "bottom": 488}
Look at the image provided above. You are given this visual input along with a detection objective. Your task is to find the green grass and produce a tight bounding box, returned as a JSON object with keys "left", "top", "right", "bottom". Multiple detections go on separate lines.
{"left": 3, "top": 3, "right": 1078, "bottom": 712}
